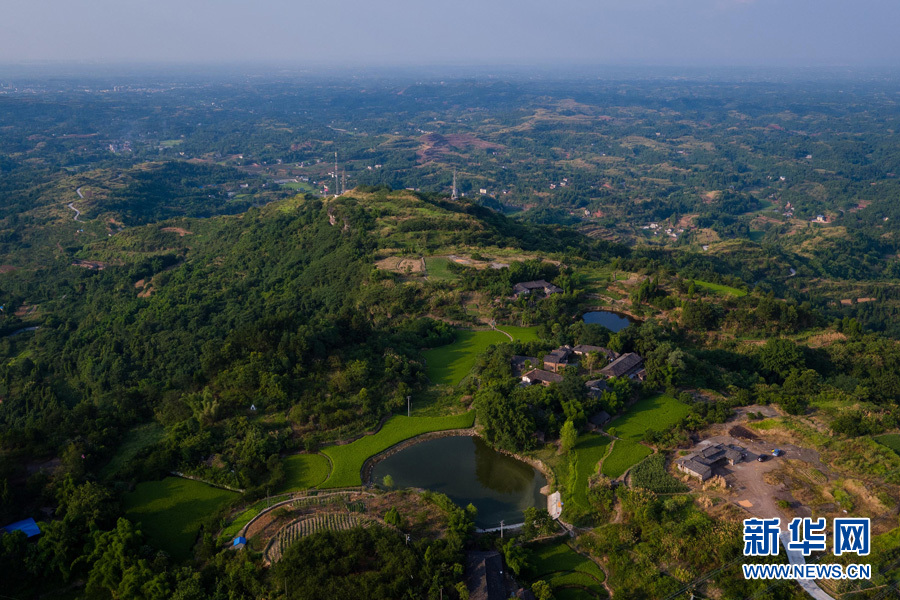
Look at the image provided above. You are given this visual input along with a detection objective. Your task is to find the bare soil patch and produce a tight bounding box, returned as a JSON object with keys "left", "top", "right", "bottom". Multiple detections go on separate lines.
{"left": 0, "top": 265, "right": 18, "bottom": 274}
{"left": 161, "top": 227, "right": 194, "bottom": 236}
{"left": 374, "top": 256, "right": 425, "bottom": 274}
{"left": 728, "top": 425, "right": 760, "bottom": 442}
{"left": 806, "top": 331, "right": 847, "bottom": 348}
{"left": 416, "top": 133, "right": 503, "bottom": 163}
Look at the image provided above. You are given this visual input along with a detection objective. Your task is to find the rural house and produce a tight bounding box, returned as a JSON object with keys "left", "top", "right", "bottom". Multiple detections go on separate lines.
{"left": 588, "top": 410, "right": 611, "bottom": 429}
{"left": 572, "top": 345, "right": 618, "bottom": 362}
{"left": 510, "top": 355, "right": 539, "bottom": 376}
{"left": 465, "top": 551, "right": 505, "bottom": 600}
{"left": 585, "top": 378, "right": 609, "bottom": 398}
{"left": 676, "top": 443, "right": 748, "bottom": 481}
{"left": 511, "top": 280, "right": 563, "bottom": 299}
{"left": 521, "top": 369, "right": 564, "bottom": 386}
{"left": 598, "top": 352, "right": 645, "bottom": 380}
{"left": 542, "top": 346, "right": 573, "bottom": 372}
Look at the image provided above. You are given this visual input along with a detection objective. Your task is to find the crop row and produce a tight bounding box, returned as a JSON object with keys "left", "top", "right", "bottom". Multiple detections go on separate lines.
{"left": 267, "top": 513, "right": 369, "bottom": 562}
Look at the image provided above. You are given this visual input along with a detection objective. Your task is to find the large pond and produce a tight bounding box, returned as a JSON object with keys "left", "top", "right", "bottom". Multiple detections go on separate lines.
{"left": 582, "top": 310, "right": 635, "bottom": 332}
{"left": 371, "top": 435, "right": 547, "bottom": 528}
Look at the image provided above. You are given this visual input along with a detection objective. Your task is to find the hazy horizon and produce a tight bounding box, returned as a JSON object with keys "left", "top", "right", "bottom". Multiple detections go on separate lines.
{"left": 1, "top": 0, "right": 898, "bottom": 68}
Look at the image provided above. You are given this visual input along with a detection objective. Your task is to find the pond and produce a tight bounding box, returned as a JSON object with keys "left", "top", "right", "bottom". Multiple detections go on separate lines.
{"left": 582, "top": 310, "right": 634, "bottom": 332}
{"left": 371, "top": 435, "right": 547, "bottom": 528}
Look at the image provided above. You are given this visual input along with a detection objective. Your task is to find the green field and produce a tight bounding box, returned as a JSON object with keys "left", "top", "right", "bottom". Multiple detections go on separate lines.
{"left": 601, "top": 440, "right": 653, "bottom": 478}
{"left": 694, "top": 280, "right": 747, "bottom": 297}
{"left": 875, "top": 434, "right": 900, "bottom": 457}
{"left": 629, "top": 454, "right": 689, "bottom": 493}
{"left": 279, "top": 181, "right": 318, "bottom": 194}
{"left": 607, "top": 394, "right": 692, "bottom": 442}
{"left": 424, "top": 256, "right": 456, "bottom": 281}
{"left": 527, "top": 541, "right": 607, "bottom": 599}
{"left": 220, "top": 500, "right": 266, "bottom": 542}
{"left": 320, "top": 412, "right": 476, "bottom": 488}
{"left": 101, "top": 423, "right": 164, "bottom": 479}
{"left": 124, "top": 477, "right": 237, "bottom": 559}
{"left": 278, "top": 453, "right": 331, "bottom": 493}
{"left": 566, "top": 434, "right": 612, "bottom": 515}
{"left": 424, "top": 329, "right": 510, "bottom": 385}
{"left": 497, "top": 325, "right": 540, "bottom": 343}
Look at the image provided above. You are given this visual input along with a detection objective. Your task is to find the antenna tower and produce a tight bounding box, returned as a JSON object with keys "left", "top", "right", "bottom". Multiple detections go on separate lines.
{"left": 451, "top": 169, "right": 458, "bottom": 200}
{"left": 334, "top": 152, "right": 339, "bottom": 196}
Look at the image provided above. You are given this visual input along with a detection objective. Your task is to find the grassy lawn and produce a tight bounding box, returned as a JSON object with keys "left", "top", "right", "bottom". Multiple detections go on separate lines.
{"left": 694, "top": 280, "right": 747, "bottom": 297}
{"left": 320, "top": 412, "right": 475, "bottom": 488}
{"left": 100, "top": 423, "right": 164, "bottom": 479}
{"left": 601, "top": 440, "right": 652, "bottom": 478}
{"left": 124, "top": 477, "right": 237, "bottom": 560}
{"left": 424, "top": 256, "right": 456, "bottom": 281}
{"left": 277, "top": 453, "right": 331, "bottom": 493}
{"left": 875, "top": 434, "right": 900, "bottom": 457}
{"left": 424, "top": 329, "right": 510, "bottom": 386}
{"left": 607, "top": 394, "right": 692, "bottom": 442}
{"left": 566, "top": 434, "right": 612, "bottom": 516}
{"left": 498, "top": 325, "right": 540, "bottom": 343}
{"left": 527, "top": 540, "right": 606, "bottom": 598}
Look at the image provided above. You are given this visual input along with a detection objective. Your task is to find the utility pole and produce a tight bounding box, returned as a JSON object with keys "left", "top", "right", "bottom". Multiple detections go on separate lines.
{"left": 407, "top": 395, "right": 411, "bottom": 417}
{"left": 500, "top": 520, "right": 504, "bottom": 539}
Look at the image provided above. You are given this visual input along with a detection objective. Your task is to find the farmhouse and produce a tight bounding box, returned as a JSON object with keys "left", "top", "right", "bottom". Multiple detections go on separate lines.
{"left": 465, "top": 551, "right": 505, "bottom": 600}
{"left": 599, "top": 352, "right": 645, "bottom": 380}
{"left": 510, "top": 355, "right": 539, "bottom": 376}
{"left": 677, "top": 443, "right": 748, "bottom": 481}
{"left": 543, "top": 345, "right": 573, "bottom": 372}
{"left": 585, "top": 378, "right": 609, "bottom": 398}
{"left": 512, "top": 280, "right": 563, "bottom": 298}
{"left": 521, "top": 369, "right": 563, "bottom": 386}
{"left": 588, "top": 410, "right": 611, "bottom": 428}
{"left": 572, "top": 345, "right": 618, "bottom": 362}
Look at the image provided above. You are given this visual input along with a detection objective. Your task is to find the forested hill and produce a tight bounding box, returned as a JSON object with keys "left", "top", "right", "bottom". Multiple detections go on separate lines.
{"left": 0, "top": 188, "right": 607, "bottom": 494}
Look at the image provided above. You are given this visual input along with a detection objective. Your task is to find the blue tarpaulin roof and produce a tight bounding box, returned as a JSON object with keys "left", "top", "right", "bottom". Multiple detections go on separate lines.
{"left": 233, "top": 536, "right": 247, "bottom": 546}
{"left": 2, "top": 518, "right": 41, "bottom": 538}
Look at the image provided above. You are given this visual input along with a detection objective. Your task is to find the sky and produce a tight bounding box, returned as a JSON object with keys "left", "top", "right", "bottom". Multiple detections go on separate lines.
{"left": 0, "top": 0, "right": 898, "bottom": 67}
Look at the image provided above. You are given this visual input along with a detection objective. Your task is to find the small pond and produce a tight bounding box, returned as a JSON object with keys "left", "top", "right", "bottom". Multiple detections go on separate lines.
{"left": 371, "top": 435, "right": 547, "bottom": 528}
{"left": 582, "top": 310, "right": 635, "bottom": 332}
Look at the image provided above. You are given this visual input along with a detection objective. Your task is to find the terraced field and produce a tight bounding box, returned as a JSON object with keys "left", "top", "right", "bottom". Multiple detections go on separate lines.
{"left": 600, "top": 440, "right": 652, "bottom": 479}
{"left": 527, "top": 541, "right": 607, "bottom": 599}
{"left": 265, "top": 513, "right": 373, "bottom": 562}
{"left": 607, "top": 394, "right": 691, "bottom": 442}
{"left": 124, "top": 477, "right": 237, "bottom": 560}
{"left": 876, "top": 434, "right": 900, "bottom": 457}
{"left": 278, "top": 453, "right": 331, "bottom": 493}
{"left": 565, "top": 434, "right": 612, "bottom": 516}
{"left": 424, "top": 329, "right": 511, "bottom": 385}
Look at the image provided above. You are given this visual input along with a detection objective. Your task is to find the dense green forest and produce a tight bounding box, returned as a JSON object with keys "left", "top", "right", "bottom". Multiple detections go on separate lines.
{"left": 2, "top": 71, "right": 900, "bottom": 599}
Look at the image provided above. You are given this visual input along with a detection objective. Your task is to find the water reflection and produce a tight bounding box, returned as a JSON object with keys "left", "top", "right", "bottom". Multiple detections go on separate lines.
{"left": 372, "top": 435, "right": 546, "bottom": 527}
{"left": 582, "top": 310, "right": 634, "bottom": 332}
{"left": 473, "top": 436, "right": 535, "bottom": 495}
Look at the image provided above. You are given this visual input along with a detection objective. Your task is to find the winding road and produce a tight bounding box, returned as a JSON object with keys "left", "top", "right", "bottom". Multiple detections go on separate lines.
{"left": 67, "top": 187, "right": 84, "bottom": 221}
{"left": 66, "top": 203, "right": 81, "bottom": 221}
